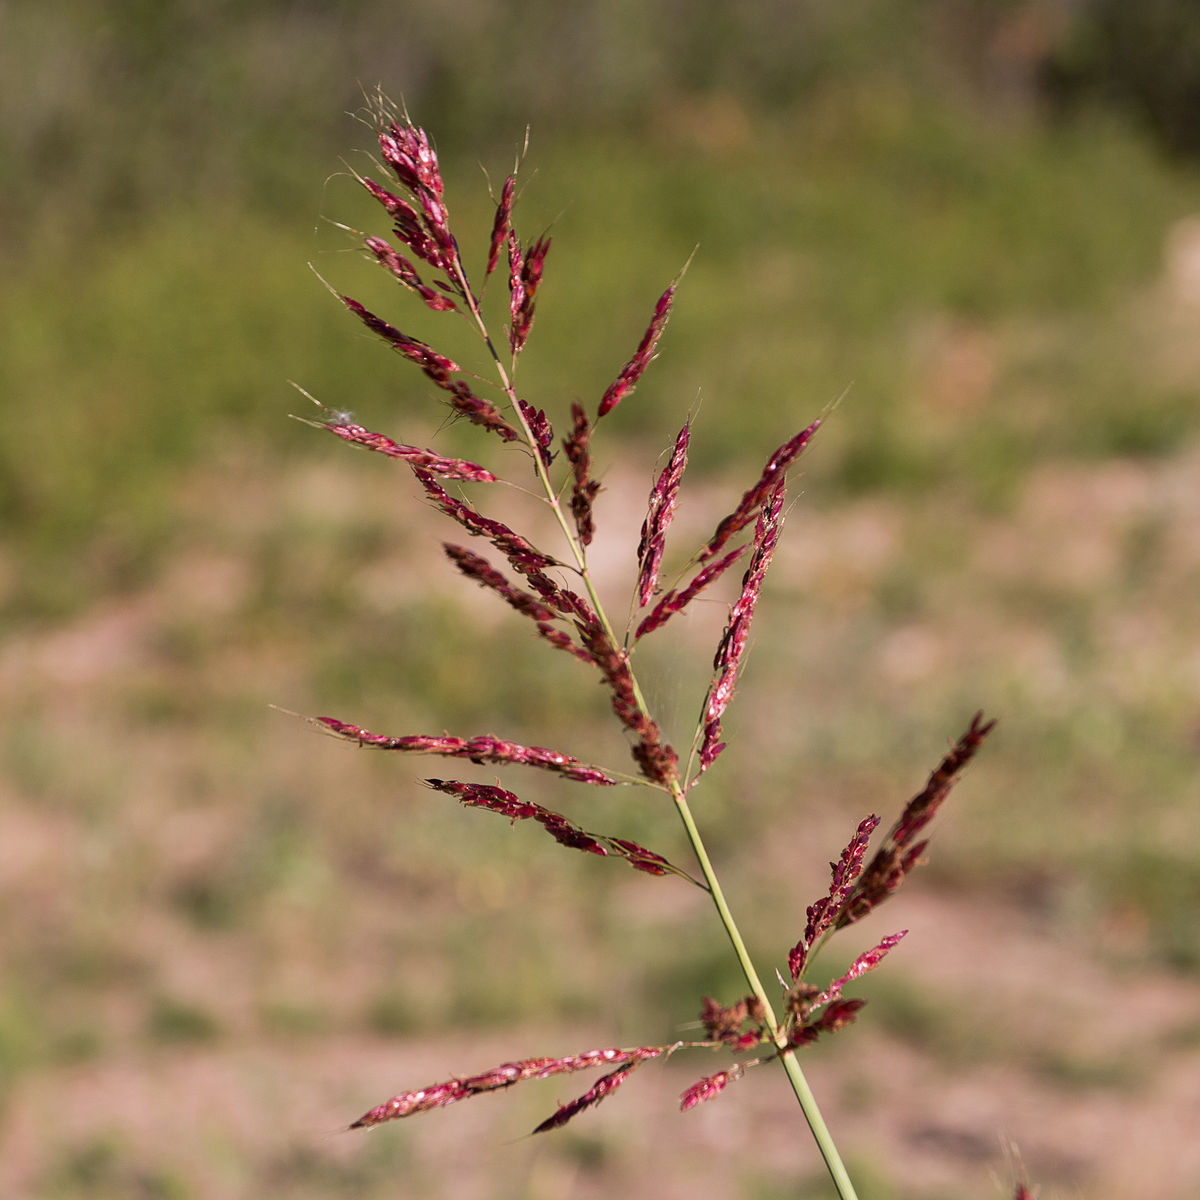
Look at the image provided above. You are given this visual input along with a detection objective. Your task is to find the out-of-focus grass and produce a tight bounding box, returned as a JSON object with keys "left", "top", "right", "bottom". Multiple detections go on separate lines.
{"left": 3, "top": 100, "right": 1197, "bottom": 620}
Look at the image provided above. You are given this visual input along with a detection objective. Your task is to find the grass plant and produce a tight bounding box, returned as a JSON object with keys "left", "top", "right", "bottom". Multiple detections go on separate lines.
{"left": 293, "top": 99, "right": 1012, "bottom": 1199}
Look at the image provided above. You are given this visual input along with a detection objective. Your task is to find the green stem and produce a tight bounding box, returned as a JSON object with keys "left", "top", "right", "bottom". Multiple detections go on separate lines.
{"left": 671, "top": 785, "right": 859, "bottom": 1200}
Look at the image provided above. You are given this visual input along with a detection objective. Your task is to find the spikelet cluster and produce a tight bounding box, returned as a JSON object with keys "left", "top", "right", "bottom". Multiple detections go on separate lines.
{"left": 295, "top": 104, "right": 994, "bottom": 1157}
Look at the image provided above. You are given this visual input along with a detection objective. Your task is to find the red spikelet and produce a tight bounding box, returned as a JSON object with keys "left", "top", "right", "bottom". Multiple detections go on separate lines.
{"left": 562, "top": 402, "right": 600, "bottom": 545}
{"left": 598, "top": 281, "right": 676, "bottom": 418}
{"left": 680, "top": 1066, "right": 745, "bottom": 1112}
{"left": 318, "top": 419, "right": 494, "bottom": 482}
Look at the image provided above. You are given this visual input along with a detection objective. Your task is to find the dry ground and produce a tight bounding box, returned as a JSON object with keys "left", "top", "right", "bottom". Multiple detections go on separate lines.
{"left": 2, "top": 414, "right": 1198, "bottom": 1198}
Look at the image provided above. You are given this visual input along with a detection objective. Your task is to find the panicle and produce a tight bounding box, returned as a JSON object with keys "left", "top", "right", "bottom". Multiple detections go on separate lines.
{"left": 636, "top": 421, "right": 690, "bottom": 608}
{"left": 414, "top": 470, "right": 560, "bottom": 576}
{"left": 444, "top": 544, "right": 598, "bottom": 665}
{"left": 579, "top": 624, "right": 679, "bottom": 786}
{"left": 701, "top": 419, "right": 820, "bottom": 561}
{"left": 597, "top": 280, "right": 677, "bottom": 418}
{"left": 341, "top": 297, "right": 458, "bottom": 384}
{"left": 510, "top": 234, "right": 551, "bottom": 355}
{"left": 311, "top": 113, "right": 1000, "bottom": 1161}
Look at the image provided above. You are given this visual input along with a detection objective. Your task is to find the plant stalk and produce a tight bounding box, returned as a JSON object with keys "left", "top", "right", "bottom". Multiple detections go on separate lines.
{"left": 671, "top": 785, "right": 860, "bottom": 1200}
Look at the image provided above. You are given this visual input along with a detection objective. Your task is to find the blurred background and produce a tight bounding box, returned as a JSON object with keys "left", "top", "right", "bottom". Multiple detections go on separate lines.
{"left": 2, "top": 1, "right": 1199, "bottom": 1197}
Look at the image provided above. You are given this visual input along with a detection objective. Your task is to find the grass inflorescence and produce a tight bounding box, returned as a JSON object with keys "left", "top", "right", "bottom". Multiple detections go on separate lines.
{"left": 296, "top": 98, "right": 1005, "bottom": 1199}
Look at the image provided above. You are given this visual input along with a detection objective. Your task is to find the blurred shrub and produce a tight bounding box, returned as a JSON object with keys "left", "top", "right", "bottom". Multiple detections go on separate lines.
{"left": 1044, "top": 0, "right": 1200, "bottom": 156}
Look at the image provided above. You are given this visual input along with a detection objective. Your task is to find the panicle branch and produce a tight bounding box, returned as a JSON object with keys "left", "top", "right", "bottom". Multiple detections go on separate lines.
{"left": 787, "top": 815, "right": 881, "bottom": 982}
{"left": 812, "top": 931, "right": 908, "bottom": 1011}
{"left": 375, "top": 118, "right": 454, "bottom": 267}
{"left": 697, "top": 479, "right": 786, "bottom": 773}
{"left": 341, "top": 296, "right": 459, "bottom": 384}
{"left": 531, "top": 1063, "right": 641, "bottom": 1133}
{"left": 837, "top": 712, "right": 996, "bottom": 929}
{"left": 359, "top": 177, "right": 448, "bottom": 275}
{"left": 782, "top": 933, "right": 907, "bottom": 1051}
{"left": 598, "top": 280, "right": 678, "bottom": 418}
{"left": 634, "top": 544, "right": 749, "bottom": 640}
{"left": 701, "top": 419, "right": 820, "bottom": 561}
{"left": 424, "top": 779, "right": 693, "bottom": 881}
{"left": 517, "top": 398, "right": 555, "bottom": 468}
{"left": 787, "top": 998, "right": 867, "bottom": 1049}
{"left": 444, "top": 544, "right": 597, "bottom": 665}
{"left": 699, "top": 994, "right": 769, "bottom": 1050}
{"left": 341, "top": 295, "right": 521, "bottom": 442}
{"left": 636, "top": 421, "right": 690, "bottom": 607}
{"left": 312, "top": 715, "right": 617, "bottom": 785}
{"left": 351, "top": 1044, "right": 672, "bottom": 1130}
{"left": 308, "top": 415, "right": 496, "bottom": 482}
